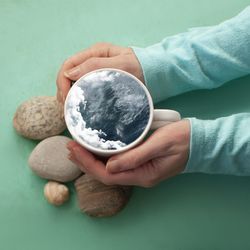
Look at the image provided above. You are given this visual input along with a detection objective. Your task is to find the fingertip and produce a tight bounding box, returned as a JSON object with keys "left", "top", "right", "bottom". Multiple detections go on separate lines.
{"left": 72, "top": 145, "right": 82, "bottom": 155}
{"left": 66, "top": 140, "right": 78, "bottom": 150}
{"left": 67, "top": 151, "right": 73, "bottom": 161}
{"left": 56, "top": 90, "right": 62, "bottom": 103}
{"left": 61, "top": 88, "right": 69, "bottom": 104}
{"left": 71, "top": 145, "right": 93, "bottom": 163}
{"left": 62, "top": 94, "right": 66, "bottom": 103}
{"left": 64, "top": 67, "right": 80, "bottom": 80}
{"left": 60, "top": 77, "right": 71, "bottom": 96}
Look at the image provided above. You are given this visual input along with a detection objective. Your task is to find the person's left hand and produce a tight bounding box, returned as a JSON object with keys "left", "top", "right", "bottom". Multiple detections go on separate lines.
{"left": 67, "top": 119, "right": 190, "bottom": 187}
{"left": 56, "top": 43, "right": 143, "bottom": 103}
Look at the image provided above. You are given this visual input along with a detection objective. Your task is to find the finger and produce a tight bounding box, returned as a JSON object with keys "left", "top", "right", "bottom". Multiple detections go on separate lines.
{"left": 56, "top": 91, "right": 61, "bottom": 103}
{"left": 67, "top": 141, "right": 115, "bottom": 182}
{"left": 106, "top": 138, "right": 159, "bottom": 174}
{"left": 63, "top": 55, "right": 127, "bottom": 81}
{"left": 106, "top": 123, "right": 182, "bottom": 173}
{"left": 56, "top": 59, "right": 74, "bottom": 103}
{"left": 67, "top": 43, "right": 124, "bottom": 67}
{"left": 68, "top": 142, "right": 144, "bottom": 186}
{"left": 56, "top": 43, "right": 127, "bottom": 103}
{"left": 55, "top": 43, "right": 114, "bottom": 103}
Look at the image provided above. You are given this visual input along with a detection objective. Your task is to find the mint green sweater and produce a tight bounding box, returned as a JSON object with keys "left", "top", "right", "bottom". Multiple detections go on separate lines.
{"left": 132, "top": 6, "right": 250, "bottom": 175}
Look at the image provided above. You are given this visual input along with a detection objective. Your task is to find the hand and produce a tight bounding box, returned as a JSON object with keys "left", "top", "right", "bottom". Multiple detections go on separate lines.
{"left": 56, "top": 42, "right": 144, "bottom": 103}
{"left": 67, "top": 119, "right": 190, "bottom": 187}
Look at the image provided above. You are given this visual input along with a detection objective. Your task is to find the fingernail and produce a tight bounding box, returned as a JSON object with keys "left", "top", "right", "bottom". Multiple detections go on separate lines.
{"left": 68, "top": 152, "right": 73, "bottom": 160}
{"left": 64, "top": 67, "right": 80, "bottom": 78}
{"left": 70, "top": 145, "right": 81, "bottom": 158}
{"left": 68, "top": 154, "right": 78, "bottom": 165}
{"left": 67, "top": 141, "right": 76, "bottom": 150}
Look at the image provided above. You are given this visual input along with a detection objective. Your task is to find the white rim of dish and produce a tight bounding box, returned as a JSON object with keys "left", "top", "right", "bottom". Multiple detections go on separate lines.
{"left": 64, "top": 68, "right": 154, "bottom": 155}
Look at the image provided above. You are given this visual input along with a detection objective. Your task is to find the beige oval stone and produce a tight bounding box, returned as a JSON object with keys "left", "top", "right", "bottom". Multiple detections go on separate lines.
{"left": 28, "top": 136, "right": 82, "bottom": 182}
{"left": 13, "top": 96, "right": 66, "bottom": 140}
{"left": 75, "top": 174, "right": 132, "bottom": 217}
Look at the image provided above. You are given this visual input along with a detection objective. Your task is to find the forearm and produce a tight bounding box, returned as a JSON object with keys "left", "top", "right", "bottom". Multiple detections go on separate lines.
{"left": 184, "top": 113, "right": 250, "bottom": 175}
{"left": 132, "top": 6, "right": 250, "bottom": 103}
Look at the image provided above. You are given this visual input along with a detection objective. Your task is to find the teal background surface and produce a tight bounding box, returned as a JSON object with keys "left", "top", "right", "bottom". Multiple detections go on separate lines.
{"left": 1, "top": 0, "right": 250, "bottom": 249}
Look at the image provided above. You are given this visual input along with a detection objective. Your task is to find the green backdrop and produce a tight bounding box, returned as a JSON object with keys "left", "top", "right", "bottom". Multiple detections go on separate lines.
{"left": 1, "top": 0, "right": 250, "bottom": 249}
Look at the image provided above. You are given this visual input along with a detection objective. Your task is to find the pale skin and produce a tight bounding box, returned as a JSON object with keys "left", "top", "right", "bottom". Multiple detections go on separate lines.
{"left": 57, "top": 43, "right": 190, "bottom": 187}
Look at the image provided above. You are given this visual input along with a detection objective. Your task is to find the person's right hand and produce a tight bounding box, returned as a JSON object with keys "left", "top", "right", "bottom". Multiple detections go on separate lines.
{"left": 67, "top": 119, "right": 190, "bottom": 187}
{"left": 56, "top": 42, "right": 144, "bottom": 103}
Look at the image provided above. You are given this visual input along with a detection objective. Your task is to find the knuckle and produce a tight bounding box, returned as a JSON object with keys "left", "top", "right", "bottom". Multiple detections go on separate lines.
{"left": 118, "top": 57, "right": 133, "bottom": 72}
{"left": 85, "top": 57, "right": 100, "bottom": 69}
{"left": 92, "top": 42, "right": 112, "bottom": 48}
{"left": 131, "top": 155, "right": 140, "bottom": 167}
{"left": 123, "top": 155, "right": 135, "bottom": 168}
{"left": 123, "top": 153, "right": 140, "bottom": 168}
{"left": 122, "top": 47, "right": 133, "bottom": 55}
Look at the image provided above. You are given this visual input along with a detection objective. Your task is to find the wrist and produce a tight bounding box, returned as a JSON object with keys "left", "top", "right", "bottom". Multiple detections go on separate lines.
{"left": 163, "top": 119, "right": 191, "bottom": 174}
{"left": 177, "top": 119, "right": 191, "bottom": 173}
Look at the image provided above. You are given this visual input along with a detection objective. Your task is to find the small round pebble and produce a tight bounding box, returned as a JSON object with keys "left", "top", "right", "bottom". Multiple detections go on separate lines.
{"left": 44, "top": 181, "right": 69, "bottom": 206}
{"left": 13, "top": 96, "right": 66, "bottom": 140}
{"left": 28, "top": 136, "right": 82, "bottom": 182}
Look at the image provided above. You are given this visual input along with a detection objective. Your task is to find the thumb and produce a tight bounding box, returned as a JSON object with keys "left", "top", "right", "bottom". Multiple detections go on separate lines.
{"left": 106, "top": 140, "right": 157, "bottom": 173}
{"left": 64, "top": 56, "right": 125, "bottom": 81}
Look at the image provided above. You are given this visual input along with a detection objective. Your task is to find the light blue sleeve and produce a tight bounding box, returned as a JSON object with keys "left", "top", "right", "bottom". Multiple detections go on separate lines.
{"left": 185, "top": 114, "right": 250, "bottom": 175}
{"left": 131, "top": 7, "right": 250, "bottom": 176}
{"left": 131, "top": 6, "right": 250, "bottom": 103}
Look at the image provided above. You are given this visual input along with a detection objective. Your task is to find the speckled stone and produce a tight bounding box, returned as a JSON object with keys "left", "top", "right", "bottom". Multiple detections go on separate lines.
{"left": 28, "top": 136, "right": 82, "bottom": 182}
{"left": 75, "top": 174, "right": 132, "bottom": 217}
{"left": 13, "top": 96, "right": 66, "bottom": 140}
